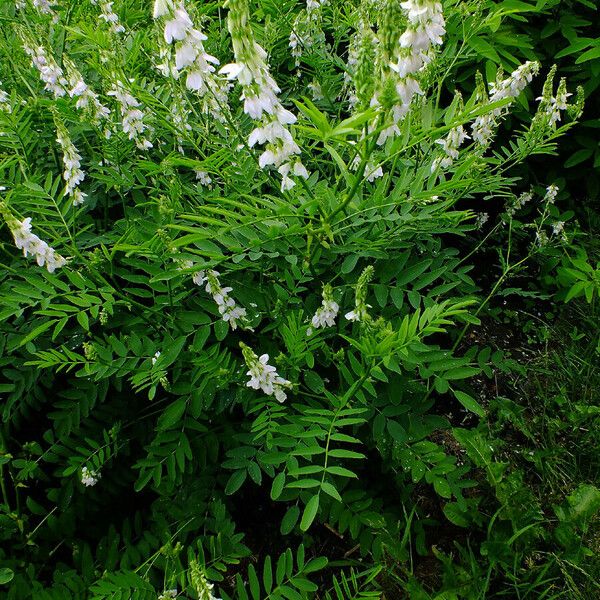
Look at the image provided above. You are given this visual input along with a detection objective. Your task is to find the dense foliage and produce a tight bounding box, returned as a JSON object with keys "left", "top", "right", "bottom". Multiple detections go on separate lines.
{"left": 0, "top": 1, "right": 598, "bottom": 598}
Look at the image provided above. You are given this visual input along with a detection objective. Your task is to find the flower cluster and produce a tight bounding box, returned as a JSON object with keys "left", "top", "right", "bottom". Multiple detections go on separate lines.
{"left": 345, "top": 265, "right": 374, "bottom": 322}
{"left": 181, "top": 263, "right": 247, "bottom": 330}
{"left": 81, "top": 466, "right": 100, "bottom": 487}
{"left": 472, "top": 61, "right": 540, "bottom": 146}
{"left": 289, "top": 1, "right": 327, "bottom": 71}
{"left": 93, "top": 0, "right": 126, "bottom": 35}
{"left": 0, "top": 83, "right": 10, "bottom": 113}
{"left": 545, "top": 183, "right": 559, "bottom": 204}
{"left": 33, "top": 0, "right": 55, "bottom": 18}
{"left": 55, "top": 121, "right": 86, "bottom": 206}
{"left": 222, "top": 0, "right": 308, "bottom": 191}
{"left": 307, "top": 284, "right": 339, "bottom": 335}
{"left": 190, "top": 560, "right": 222, "bottom": 600}
{"left": 241, "top": 342, "right": 291, "bottom": 403}
{"left": 157, "top": 590, "right": 178, "bottom": 600}
{"left": 22, "top": 41, "right": 68, "bottom": 98}
{"left": 506, "top": 190, "right": 533, "bottom": 217}
{"left": 535, "top": 69, "right": 571, "bottom": 128}
{"left": 0, "top": 203, "right": 67, "bottom": 273}
{"left": 63, "top": 58, "right": 111, "bottom": 123}
{"left": 153, "top": 0, "right": 229, "bottom": 120}
{"left": 107, "top": 81, "right": 153, "bottom": 150}
{"left": 431, "top": 124, "right": 469, "bottom": 171}
{"left": 374, "top": 0, "right": 446, "bottom": 145}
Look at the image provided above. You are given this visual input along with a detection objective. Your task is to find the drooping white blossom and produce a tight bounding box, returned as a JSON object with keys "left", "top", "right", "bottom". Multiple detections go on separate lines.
{"left": 0, "top": 83, "right": 10, "bottom": 113}
{"left": 506, "top": 190, "right": 533, "bottom": 217}
{"left": 431, "top": 124, "right": 470, "bottom": 171}
{"left": 472, "top": 61, "right": 540, "bottom": 146}
{"left": 222, "top": 0, "right": 308, "bottom": 191}
{"left": 552, "top": 221, "right": 565, "bottom": 236}
{"left": 55, "top": 123, "right": 87, "bottom": 206}
{"left": 345, "top": 265, "right": 374, "bottom": 323}
{"left": 32, "top": 0, "right": 55, "bottom": 17}
{"left": 201, "top": 270, "right": 247, "bottom": 330}
{"left": 195, "top": 170, "right": 212, "bottom": 187}
{"left": 107, "top": 81, "right": 153, "bottom": 150}
{"left": 288, "top": 1, "right": 327, "bottom": 71}
{"left": 307, "top": 284, "right": 339, "bottom": 335}
{"left": 241, "top": 343, "right": 291, "bottom": 403}
{"left": 157, "top": 590, "right": 178, "bottom": 600}
{"left": 0, "top": 204, "right": 67, "bottom": 273}
{"left": 373, "top": 0, "right": 446, "bottom": 145}
{"left": 545, "top": 183, "right": 559, "bottom": 204}
{"left": 475, "top": 212, "right": 489, "bottom": 229}
{"left": 81, "top": 466, "right": 100, "bottom": 487}
{"left": 22, "top": 41, "right": 68, "bottom": 98}
{"left": 92, "top": 0, "right": 126, "bottom": 34}
{"left": 63, "top": 59, "right": 111, "bottom": 123}
{"left": 179, "top": 261, "right": 247, "bottom": 330}
{"left": 153, "top": 0, "right": 229, "bottom": 121}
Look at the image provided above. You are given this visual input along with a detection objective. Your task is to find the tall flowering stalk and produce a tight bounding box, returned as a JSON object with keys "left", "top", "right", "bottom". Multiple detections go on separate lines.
{"left": 431, "top": 92, "right": 469, "bottom": 172}
{"left": 107, "top": 80, "right": 153, "bottom": 150}
{"left": 472, "top": 61, "right": 540, "bottom": 146}
{"left": 0, "top": 83, "right": 10, "bottom": 113}
{"left": 345, "top": 265, "right": 374, "bottom": 323}
{"left": 221, "top": 0, "right": 309, "bottom": 192}
{"left": 307, "top": 284, "right": 339, "bottom": 335}
{"left": 289, "top": 0, "right": 328, "bottom": 72}
{"left": 179, "top": 261, "right": 247, "bottom": 330}
{"left": 63, "top": 58, "right": 111, "bottom": 124}
{"left": 374, "top": 0, "right": 446, "bottom": 145}
{"left": 241, "top": 342, "right": 291, "bottom": 403}
{"left": 22, "top": 39, "right": 68, "bottom": 98}
{"left": 0, "top": 202, "right": 67, "bottom": 273}
{"left": 54, "top": 118, "right": 87, "bottom": 206}
{"left": 92, "top": 0, "right": 126, "bottom": 35}
{"left": 153, "top": 0, "right": 229, "bottom": 121}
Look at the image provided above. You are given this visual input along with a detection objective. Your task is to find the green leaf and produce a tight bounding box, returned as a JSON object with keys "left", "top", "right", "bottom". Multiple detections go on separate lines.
{"left": 321, "top": 481, "right": 342, "bottom": 502}
{"left": 271, "top": 472, "right": 286, "bottom": 500}
{"left": 280, "top": 506, "right": 300, "bottom": 535}
{"left": 443, "top": 503, "right": 470, "bottom": 527}
{"left": 248, "top": 564, "right": 260, "bottom": 600}
{"left": 0, "top": 568, "right": 14, "bottom": 585}
{"left": 157, "top": 398, "right": 187, "bottom": 430}
{"left": 300, "top": 494, "right": 320, "bottom": 531}
{"left": 225, "top": 469, "right": 247, "bottom": 495}
{"left": 453, "top": 390, "right": 486, "bottom": 418}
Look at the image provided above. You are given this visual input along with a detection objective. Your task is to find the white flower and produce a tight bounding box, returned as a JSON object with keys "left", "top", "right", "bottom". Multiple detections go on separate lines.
{"left": 187, "top": 269, "right": 247, "bottom": 330}
{"left": 107, "top": 81, "right": 153, "bottom": 150}
{"left": 552, "top": 221, "right": 565, "bottom": 236}
{"left": 97, "top": 0, "right": 126, "bottom": 34}
{"left": 431, "top": 121, "right": 469, "bottom": 172}
{"left": 164, "top": 8, "right": 193, "bottom": 43}
{"left": 151, "top": 351, "right": 161, "bottom": 365}
{"left": 225, "top": 0, "right": 308, "bottom": 187}
{"left": 0, "top": 83, "right": 10, "bottom": 113}
{"left": 56, "top": 125, "right": 86, "bottom": 206}
{"left": 153, "top": 0, "right": 174, "bottom": 18}
{"left": 1, "top": 211, "right": 67, "bottom": 273}
{"left": 545, "top": 184, "right": 559, "bottom": 204}
{"left": 472, "top": 62, "right": 540, "bottom": 146}
{"left": 155, "top": 0, "right": 228, "bottom": 121}
{"left": 241, "top": 344, "right": 291, "bottom": 403}
{"left": 195, "top": 170, "right": 212, "bottom": 186}
{"left": 309, "top": 285, "right": 339, "bottom": 333}
{"left": 81, "top": 466, "right": 100, "bottom": 487}
{"left": 22, "top": 43, "right": 68, "bottom": 98}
